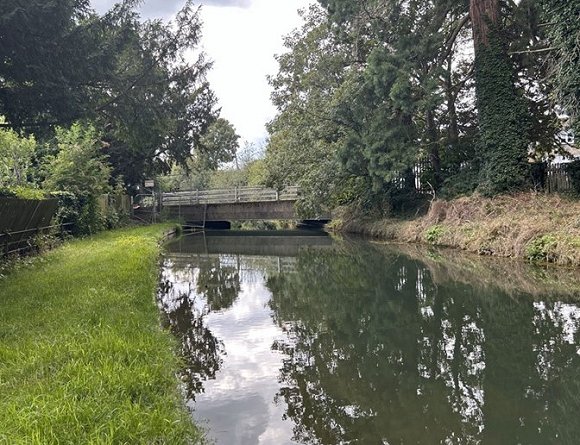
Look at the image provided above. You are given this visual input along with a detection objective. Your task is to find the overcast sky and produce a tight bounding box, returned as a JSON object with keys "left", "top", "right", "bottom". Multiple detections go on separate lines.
{"left": 91, "top": 0, "right": 312, "bottom": 145}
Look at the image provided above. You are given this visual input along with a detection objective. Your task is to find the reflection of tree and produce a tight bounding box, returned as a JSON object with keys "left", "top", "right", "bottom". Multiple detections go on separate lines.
{"left": 268, "top": 248, "right": 465, "bottom": 444}
{"left": 267, "top": 243, "right": 580, "bottom": 445}
{"left": 158, "top": 263, "right": 226, "bottom": 402}
{"left": 196, "top": 257, "right": 241, "bottom": 312}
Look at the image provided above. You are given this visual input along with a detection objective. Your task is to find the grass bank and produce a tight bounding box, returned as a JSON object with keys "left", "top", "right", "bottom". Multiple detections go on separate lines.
{"left": 0, "top": 225, "right": 202, "bottom": 444}
{"left": 333, "top": 193, "right": 580, "bottom": 267}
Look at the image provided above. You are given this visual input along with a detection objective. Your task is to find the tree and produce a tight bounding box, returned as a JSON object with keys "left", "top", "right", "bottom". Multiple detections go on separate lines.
{"left": 312, "top": 0, "right": 478, "bottom": 202}
{"left": 198, "top": 118, "right": 240, "bottom": 170}
{"left": 0, "top": 0, "right": 219, "bottom": 190}
{"left": 542, "top": 0, "right": 580, "bottom": 134}
{"left": 265, "top": 4, "right": 353, "bottom": 217}
{"left": 0, "top": 0, "right": 112, "bottom": 128}
{"left": 469, "top": 0, "right": 531, "bottom": 195}
{"left": 94, "top": 1, "right": 219, "bottom": 189}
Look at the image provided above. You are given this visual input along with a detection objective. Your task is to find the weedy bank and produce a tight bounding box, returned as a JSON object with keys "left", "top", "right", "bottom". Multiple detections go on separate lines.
{"left": 333, "top": 193, "right": 580, "bottom": 267}
{"left": 0, "top": 225, "right": 202, "bottom": 444}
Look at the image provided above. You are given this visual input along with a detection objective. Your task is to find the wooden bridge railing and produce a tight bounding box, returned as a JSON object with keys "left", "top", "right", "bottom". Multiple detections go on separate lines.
{"left": 161, "top": 186, "right": 300, "bottom": 207}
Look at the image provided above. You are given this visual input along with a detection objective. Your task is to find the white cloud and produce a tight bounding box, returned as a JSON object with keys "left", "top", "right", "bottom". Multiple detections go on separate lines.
{"left": 201, "top": 0, "right": 312, "bottom": 144}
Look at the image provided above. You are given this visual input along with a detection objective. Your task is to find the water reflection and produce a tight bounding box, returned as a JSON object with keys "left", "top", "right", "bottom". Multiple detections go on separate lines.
{"left": 158, "top": 232, "right": 580, "bottom": 445}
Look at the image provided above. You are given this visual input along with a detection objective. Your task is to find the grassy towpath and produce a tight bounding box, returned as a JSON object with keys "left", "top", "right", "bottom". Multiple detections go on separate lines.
{"left": 0, "top": 225, "right": 202, "bottom": 444}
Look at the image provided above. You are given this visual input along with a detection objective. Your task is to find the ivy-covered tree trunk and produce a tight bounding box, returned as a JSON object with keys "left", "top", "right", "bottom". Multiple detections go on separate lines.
{"left": 470, "top": 0, "right": 530, "bottom": 195}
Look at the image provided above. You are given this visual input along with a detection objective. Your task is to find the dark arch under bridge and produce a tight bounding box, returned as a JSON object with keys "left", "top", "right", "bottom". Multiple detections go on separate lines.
{"left": 161, "top": 186, "right": 330, "bottom": 225}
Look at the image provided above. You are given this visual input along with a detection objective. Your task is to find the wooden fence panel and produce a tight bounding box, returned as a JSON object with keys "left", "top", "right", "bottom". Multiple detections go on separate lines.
{"left": 545, "top": 164, "right": 572, "bottom": 193}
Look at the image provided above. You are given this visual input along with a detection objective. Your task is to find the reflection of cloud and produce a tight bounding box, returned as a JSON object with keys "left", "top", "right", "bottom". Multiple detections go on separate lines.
{"left": 196, "top": 394, "right": 269, "bottom": 444}
{"left": 193, "top": 281, "right": 295, "bottom": 444}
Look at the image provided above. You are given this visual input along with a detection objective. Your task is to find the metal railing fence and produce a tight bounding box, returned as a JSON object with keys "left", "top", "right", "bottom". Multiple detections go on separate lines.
{"left": 1, "top": 223, "right": 73, "bottom": 257}
{"left": 161, "top": 186, "right": 300, "bottom": 207}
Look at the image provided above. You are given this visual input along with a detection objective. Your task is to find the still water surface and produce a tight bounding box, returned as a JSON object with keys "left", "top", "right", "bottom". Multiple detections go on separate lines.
{"left": 158, "top": 231, "right": 580, "bottom": 445}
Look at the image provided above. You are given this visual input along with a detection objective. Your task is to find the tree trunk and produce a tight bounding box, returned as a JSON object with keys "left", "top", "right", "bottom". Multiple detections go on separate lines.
{"left": 445, "top": 57, "right": 459, "bottom": 149}
{"left": 470, "top": 0, "right": 499, "bottom": 48}
{"left": 470, "top": 0, "right": 530, "bottom": 195}
{"left": 426, "top": 108, "right": 442, "bottom": 190}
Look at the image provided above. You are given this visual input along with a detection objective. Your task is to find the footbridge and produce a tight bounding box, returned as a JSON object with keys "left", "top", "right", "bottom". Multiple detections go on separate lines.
{"left": 160, "top": 186, "right": 330, "bottom": 224}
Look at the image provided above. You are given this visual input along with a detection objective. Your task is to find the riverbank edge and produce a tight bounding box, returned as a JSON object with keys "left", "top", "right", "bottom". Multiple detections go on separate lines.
{"left": 0, "top": 224, "right": 203, "bottom": 443}
{"left": 330, "top": 192, "right": 580, "bottom": 267}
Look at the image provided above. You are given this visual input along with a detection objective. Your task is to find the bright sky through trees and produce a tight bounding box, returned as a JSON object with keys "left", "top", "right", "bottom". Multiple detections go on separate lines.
{"left": 92, "top": 0, "right": 313, "bottom": 145}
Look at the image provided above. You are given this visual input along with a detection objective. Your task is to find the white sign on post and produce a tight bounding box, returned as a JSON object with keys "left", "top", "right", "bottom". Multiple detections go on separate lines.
{"left": 144, "top": 180, "right": 155, "bottom": 188}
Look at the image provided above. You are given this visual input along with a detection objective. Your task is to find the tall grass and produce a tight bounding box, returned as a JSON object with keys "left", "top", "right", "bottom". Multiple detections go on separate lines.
{"left": 334, "top": 193, "right": 580, "bottom": 266}
{"left": 0, "top": 225, "right": 201, "bottom": 444}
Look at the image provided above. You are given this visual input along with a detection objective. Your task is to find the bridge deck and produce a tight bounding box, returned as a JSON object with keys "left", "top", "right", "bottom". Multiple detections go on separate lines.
{"left": 160, "top": 186, "right": 329, "bottom": 222}
{"left": 162, "top": 186, "right": 299, "bottom": 206}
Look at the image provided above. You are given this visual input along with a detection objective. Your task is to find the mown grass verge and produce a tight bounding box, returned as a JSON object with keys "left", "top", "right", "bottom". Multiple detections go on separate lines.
{"left": 0, "top": 225, "right": 202, "bottom": 444}
{"left": 332, "top": 193, "right": 580, "bottom": 267}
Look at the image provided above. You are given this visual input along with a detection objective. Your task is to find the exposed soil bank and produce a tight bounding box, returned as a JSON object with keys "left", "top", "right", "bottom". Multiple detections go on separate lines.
{"left": 0, "top": 225, "right": 202, "bottom": 444}
{"left": 332, "top": 193, "right": 580, "bottom": 267}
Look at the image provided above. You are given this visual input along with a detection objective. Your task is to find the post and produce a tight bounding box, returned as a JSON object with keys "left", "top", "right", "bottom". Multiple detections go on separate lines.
{"left": 3, "top": 232, "right": 10, "bottom": 257}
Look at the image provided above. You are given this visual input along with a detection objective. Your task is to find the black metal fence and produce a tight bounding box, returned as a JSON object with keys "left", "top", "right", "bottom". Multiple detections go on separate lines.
{"left": 0, "top": 223, "right": 73, "bottom": 257}
{"left": 393, "top": 160, "right": 576, "bottom": 194}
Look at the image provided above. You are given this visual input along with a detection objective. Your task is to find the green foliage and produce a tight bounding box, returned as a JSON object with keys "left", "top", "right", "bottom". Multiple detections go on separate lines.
{"left": 0, "top": 0, "right": 110, "bottom": 127}
{"left": 208, "top": 168, "right": 248, "bottom": 189}
{"left": 262, "top": 0, "right": 571, "bottom": 217}
{"left": 44, "top": 124, "right": 111, "bottom": 197}
{"left": 44, "top": 123, "right": 112, "bottom": 235}
{"left": 0, "top": 121, "right": 37, "bottom": 188}
{"left": 245, "top": 159, "right": 267, "bottom": 186}
{"left": 526, "top": 234, "right": 558, "bottom": 263}
{"left": 198, "top": 118, "right": 240, "bottom": 170}
{"left": 265, "top": 5, "right": 353, "bottom": 218}
{"left": 425, "top": 225, "right": 445, "bottom": 244}
{"left": 0, "top": 186, "right": 46, "bottom": 200}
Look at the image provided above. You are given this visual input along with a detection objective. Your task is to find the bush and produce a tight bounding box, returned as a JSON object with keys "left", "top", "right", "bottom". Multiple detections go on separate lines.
{"left": 44, "top": 123, "right": 112, "bottom": 235}
{"left": 0, "top": 122, "right": 36, "bottom": 188}
{"left": 0, "top": 186, "right": 46, "bottom": 200}
{"left": 526, "top": 234, "right": 558, "bottom": 263}
{"left": 425, "top": 225, "right": 445, "bottom": 244}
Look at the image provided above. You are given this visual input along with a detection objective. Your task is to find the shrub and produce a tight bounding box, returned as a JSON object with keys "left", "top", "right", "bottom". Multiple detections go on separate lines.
{"left": 526, "top": 234, "right": 558, "bottom": 263}
{"left": 425, "top": 225, "right": 445, "bottom": 244}
{"left": 0, "top": 121, "right": 36, "bottom": 188}
{"left": 0, "top": 186, "right": 46, "bottom": 200}
{"left": 43, "top": 123, "right": 112, "bottom": 235}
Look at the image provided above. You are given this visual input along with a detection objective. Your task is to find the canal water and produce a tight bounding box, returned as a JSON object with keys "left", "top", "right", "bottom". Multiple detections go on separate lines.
{"left": 158, "top": 231, "right": 580, "bottom": 445}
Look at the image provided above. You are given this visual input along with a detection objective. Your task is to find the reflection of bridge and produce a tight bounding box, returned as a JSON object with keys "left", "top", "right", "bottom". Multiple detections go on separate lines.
{"left": 165, "top": 230, "right": 334, "bottom": 257}
{"left": 161, "top": 186, "right": 330, "bottom": 223}
{"left": 165, "top": 231, "right": 334, "bottom": 281}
